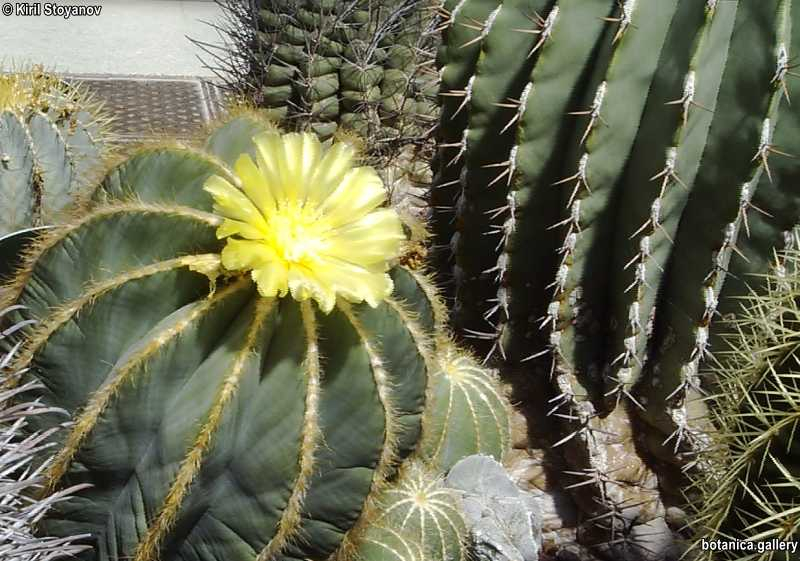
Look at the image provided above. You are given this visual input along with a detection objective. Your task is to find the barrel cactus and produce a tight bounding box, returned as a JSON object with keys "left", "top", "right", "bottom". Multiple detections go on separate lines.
{"left": 359, "top": 460, "right": 467, "bottom": 561}
{"left": 432, "top": 0, "right": 800, "bottom": 557}
{"left": 0, "top": 67, "right": 112, "bottom": 240}
{"left": 0, "top": 111, "right": 512, "bottom": 561}
{"left": 419, "top": 342, "right": 511, "bottom": 472}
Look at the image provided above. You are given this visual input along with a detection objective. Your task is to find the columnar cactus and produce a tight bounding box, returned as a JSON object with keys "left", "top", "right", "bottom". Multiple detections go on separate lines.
{"left": 432, "top": 0, "right": 800, "bottom": 556}
{"left": 255, "top": 0, "right": 438, "bottom": 143}
{"left": 201, "top": 0, "right": 441, "bottom": 213}
{"left": 0, "top": 112, "right": 509, "bottom": 561}
{"left": 0, "top": 67, "right": 112, "bottom": 239}
{"left": 690, "top": 249, "right": 800, "bottom": 560}
{"left": 211, "top": 0, "right": 439, "bottom": 142}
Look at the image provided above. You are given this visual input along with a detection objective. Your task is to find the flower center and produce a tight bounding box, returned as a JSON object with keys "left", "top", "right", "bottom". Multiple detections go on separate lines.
{"left": 442, "top": 356, "right": 465, "bottom": 381}
{"left": 269, "top": 202, "right": 324, "bottom": 265}
{"left": 413, "top": 491, "right": 430, "bottom": 507}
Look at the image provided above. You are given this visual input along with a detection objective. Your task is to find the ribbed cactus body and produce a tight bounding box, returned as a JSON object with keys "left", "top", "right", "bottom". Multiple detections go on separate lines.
{"left": 0, "top": 70, "right": 110, "bottom": 238}
{"left": 252, "top": 0, "right": 438, "bottom": 143}
{"left": 0, "top": 114, "right": 446, "bottom": 561}
{"left": 365, "top": 461, "right": 467, "bottom": 561}
{"left": 353, "top": 525, "right": 424, "bottom": 561}
{"left": 419, "top": 344, "right": 510, "bottom": 472}
{"left": 433, "top": 0, "right": 800, "bottom": 554}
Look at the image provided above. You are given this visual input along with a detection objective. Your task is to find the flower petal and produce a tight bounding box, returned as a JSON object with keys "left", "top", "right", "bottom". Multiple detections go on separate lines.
{"left": 285, "top": 133, "right": 322, "bottom": 199}
{"left": 252, "top": 262, "right": 290, "bottom": 298}
{"left": 254, "top": 131, "right": 287, "bottom": 199}
{"left": 216, "top": 218, "right": 265, "bottom": 240}
{"left": 312, "top": 256, "right": 395, "bottom": 309}
{"left": 205, "top": 175, "right": 268, "bottom": 229}
{"left": 323, "top": 209, "right": 405, "bottom": 265}
{"left": 212, "top": 132, "right": 405, "bottom": 312}
{"left": 234, "top": 153, "right": 276, "bottom": 217}
{"left": 319, "top": 167, "right": 387, "bottom": 227}
{"left": 220, "top": 239, "right": 273, "bottom": 271}
{"left": 287, "top": 266, "right": 336, "bottom": 313}
{"left": 307, "top": 142, "right": 357, "bottom": 205}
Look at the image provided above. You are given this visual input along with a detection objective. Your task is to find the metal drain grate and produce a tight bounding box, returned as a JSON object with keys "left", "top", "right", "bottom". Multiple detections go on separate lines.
{"left": 67, "top": 75, "right": 226, "bottom": 142}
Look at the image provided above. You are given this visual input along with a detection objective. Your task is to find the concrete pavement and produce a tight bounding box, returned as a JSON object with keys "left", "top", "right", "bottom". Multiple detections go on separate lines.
{"left": 0, "top": 0, "right": 224, "bottom": 76}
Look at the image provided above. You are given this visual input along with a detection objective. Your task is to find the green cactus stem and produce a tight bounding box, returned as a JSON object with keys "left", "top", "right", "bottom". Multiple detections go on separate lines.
{"left": 0, "top": 113, "right": 449, "bottom": 561}
{"left": 418, "top": 341, "right": 511, "bottom": 472}
{"left": 0, "top": 67, "right": 113, "bottom": 239}
{"left": 432, "top": 0, "right": 800, "bottom": 557}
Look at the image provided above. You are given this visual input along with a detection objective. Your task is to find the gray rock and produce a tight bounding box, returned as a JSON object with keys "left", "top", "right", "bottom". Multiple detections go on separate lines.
{"left": 445, "top": 455, "right": 543, "bottom": 561}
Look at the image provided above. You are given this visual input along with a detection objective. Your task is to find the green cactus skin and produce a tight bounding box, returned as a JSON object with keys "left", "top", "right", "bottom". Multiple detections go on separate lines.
{"left": 208, "top": 0, "right": 439, "bottom": 146}
{"left": 0, "top": 113, "right": 452, "bottom": 561}
{"left": 256, "top": 0, "right": 437, "bottom": 143}
{"left": 635, "top": 0, "right": 796, "bottom": 472}
{"left": 418, "top": 342, "right": 511, "bottom": 472}
{"left": 352, "top": 525, "right": 424, "bottom": 561}
{"left": 0, "top": 71, "right": 112, "bottom": 239}
{"left": 689, "top": 251, "right": 800, "bottom": 561}
{"left": 432, "top": 0, "right": 800, "bottom": 555}
{"left": 361, "top": 460, "right": 467, "bottom": 561}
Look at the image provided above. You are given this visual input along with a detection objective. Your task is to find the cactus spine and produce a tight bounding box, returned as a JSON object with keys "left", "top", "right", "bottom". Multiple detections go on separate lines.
{"left": 0, "top": 68, "right": 112, "bottom": 239}
{"left": 201, "top": 0, "right": 441, "bottom": 213}
{"left": 0, "top": 111, "right": 510, "bottom": 561}
{"left": 0, "top": 318, "right": 92, "bottom": 561}
{"left": 432, "top": 0, "right": 800, "bottom": 556}
{"left": 690, "top": 249, "right": 800, "bottom": 560}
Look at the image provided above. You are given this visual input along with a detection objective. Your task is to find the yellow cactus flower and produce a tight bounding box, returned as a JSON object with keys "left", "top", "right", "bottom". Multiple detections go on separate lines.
{"left": 204, "top": 131, "right": 407, "bottom": 313}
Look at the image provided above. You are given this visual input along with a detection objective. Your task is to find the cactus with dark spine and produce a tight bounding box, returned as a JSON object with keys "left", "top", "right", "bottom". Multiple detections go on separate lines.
{"left": 197, "top": 0, "right": 441, "bottom": 213}
{"left": 689, "top": 249, "right": 800, "bottom": 560}
{"left": 207, "top": 0, "right": 439, "bottom": 140}
{"left": 432, "top": 0, "right": 800, "bottom": 556}
{"left": 0, "top": 67, "right": 113, "bottom": 240}
{"left": 0, "top": 111, "right": 509, "bottom": 561}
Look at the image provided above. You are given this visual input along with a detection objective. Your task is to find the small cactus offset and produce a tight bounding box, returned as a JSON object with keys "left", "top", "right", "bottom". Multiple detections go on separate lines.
{"left": 432, "top": 0, "right": 800, "bottom": 556}
{"left": 357, "top": 460, "right": 468, "bottom": 561}
{"left": 352, "top": 525, "right": 424, "bottom": 561}
{"left": 0, "top": 111, "right": 512, "bottom": 561}
{"left": 690, "top": 249, "right": 800, "bottom": 560}
{"left": 0, "top": 67, "right": 113, "bottom": 239}
{"left": 419, "top": 341, "right": 511, "bottom": 472}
